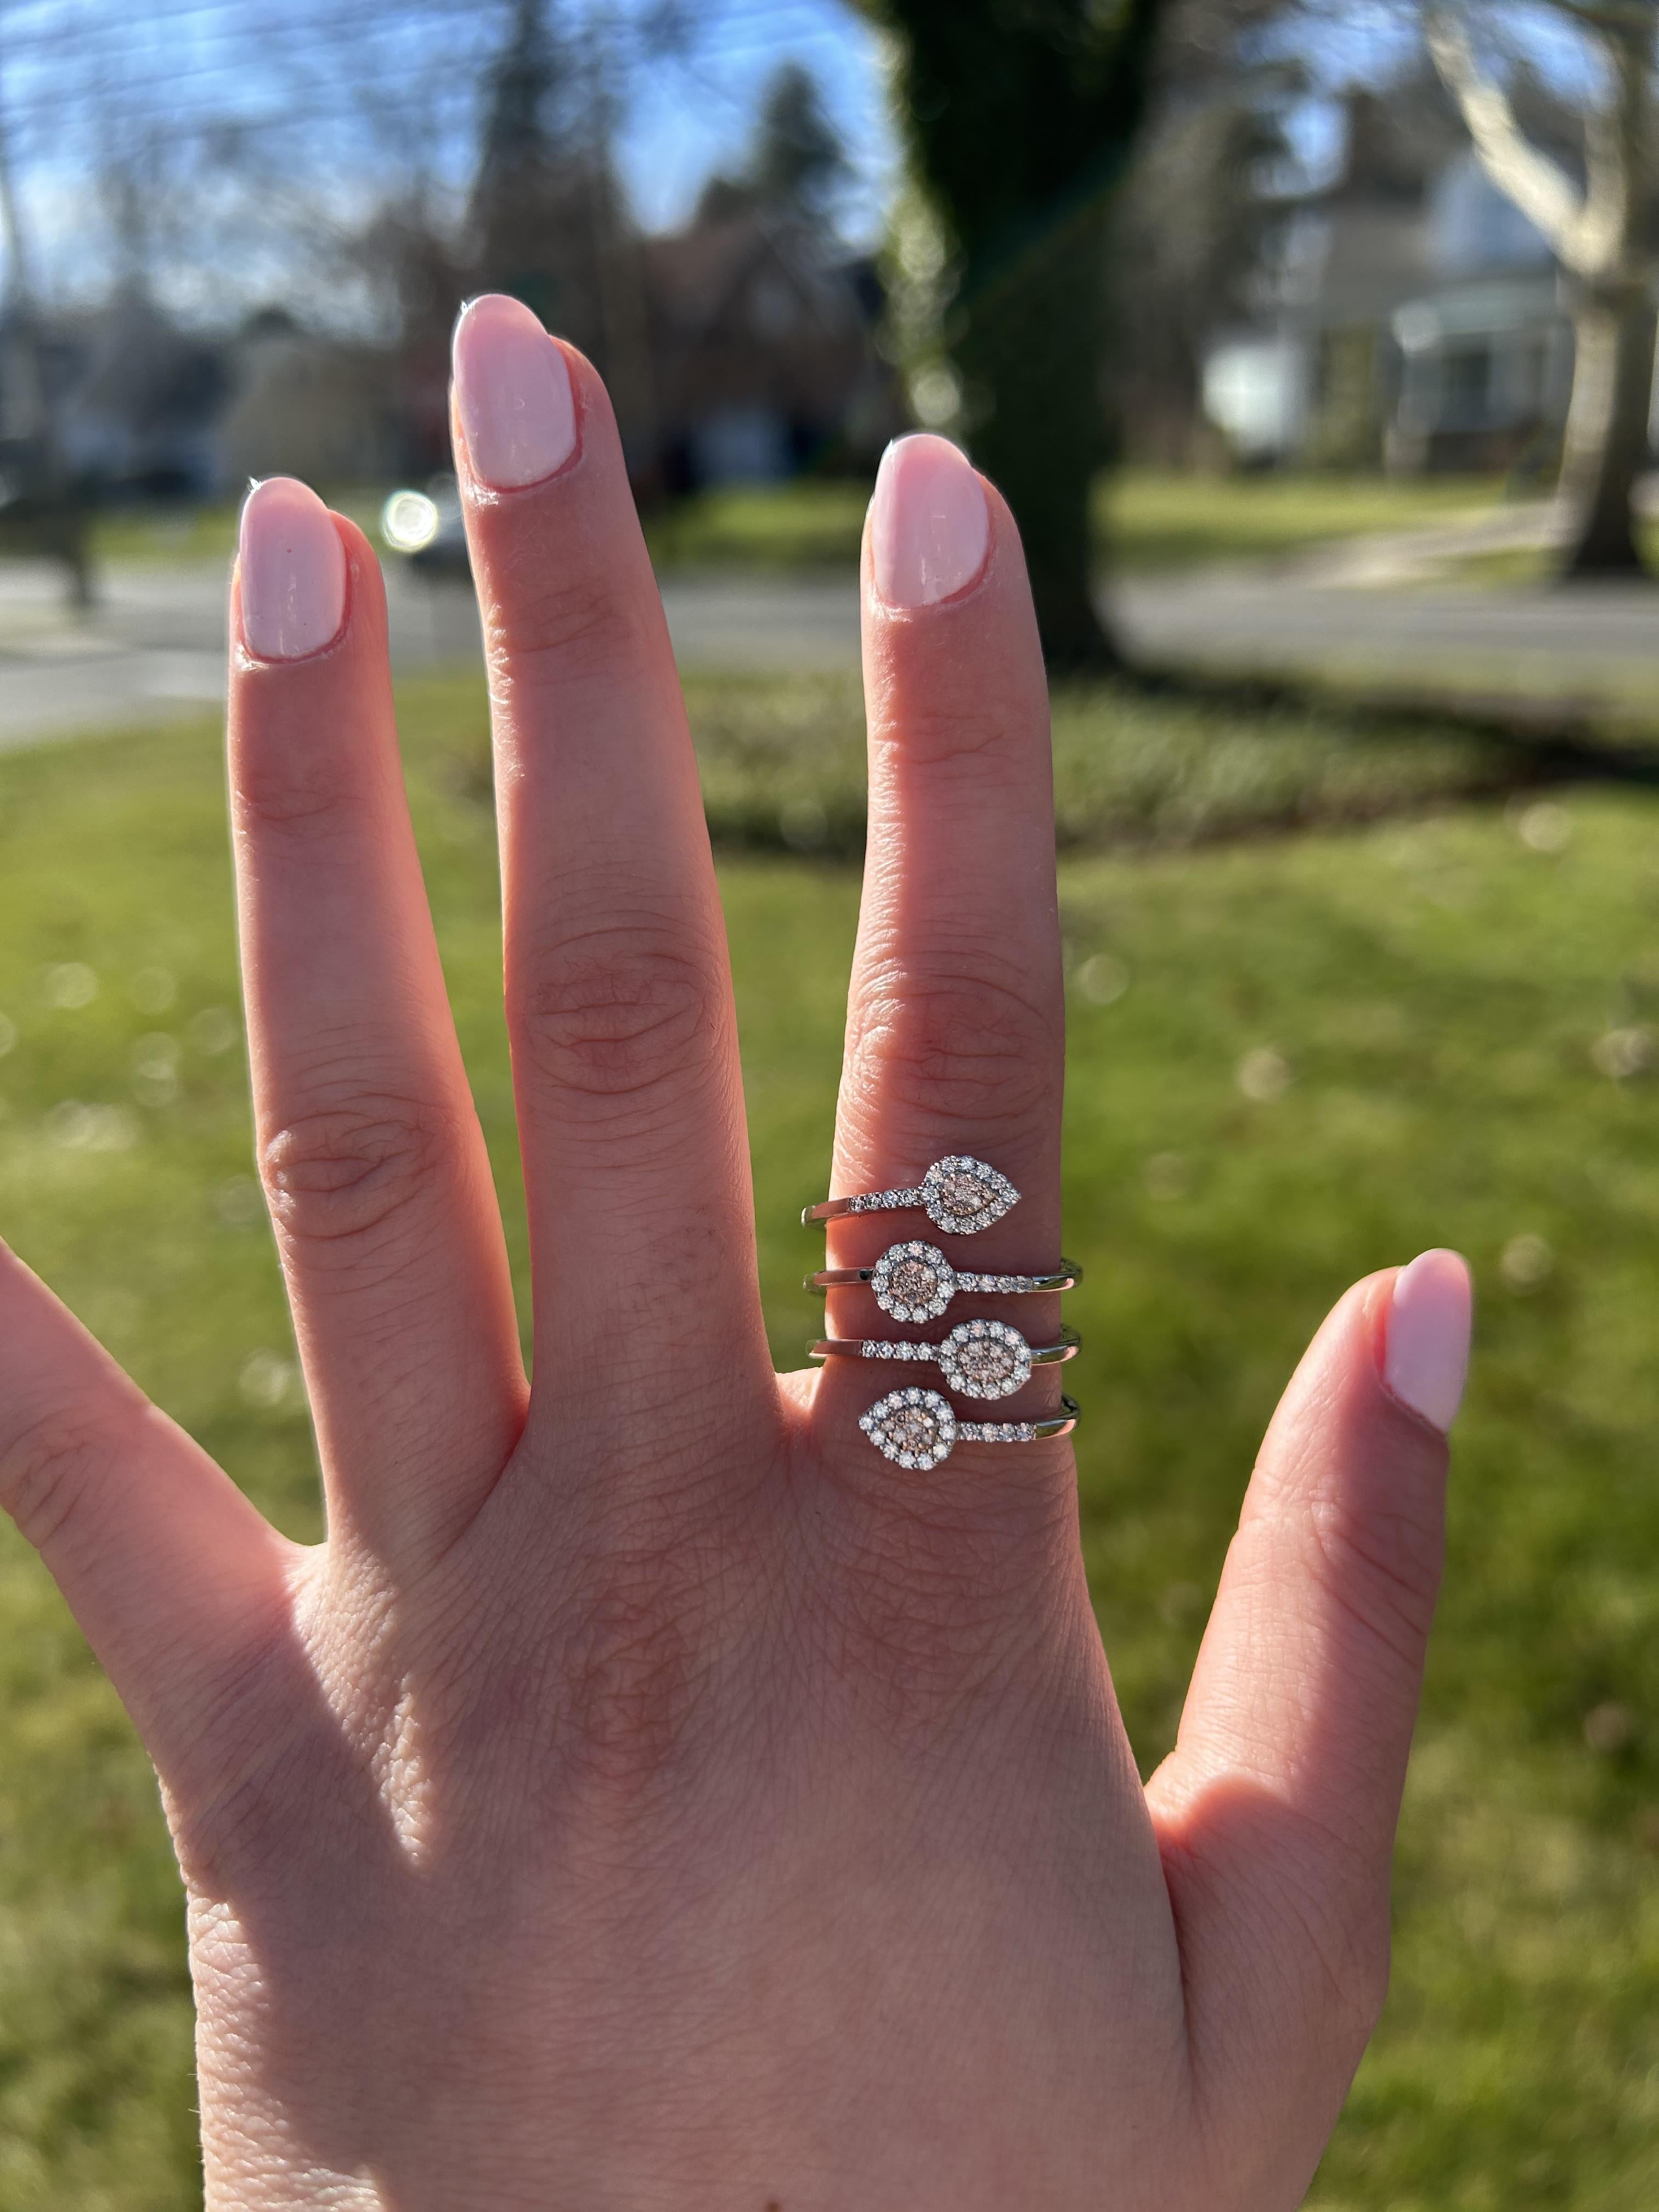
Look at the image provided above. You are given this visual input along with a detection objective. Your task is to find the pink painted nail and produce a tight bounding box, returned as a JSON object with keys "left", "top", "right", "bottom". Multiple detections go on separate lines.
{"left": 452, "top": 294, "right": 577, "bottom": 491}
{"left": 870, "top": 433, "right": 990, "bottom": 608}
{"left": 1383, "top": 1249, "right": 1472, "bottom": 1434}
{"left": 238, "top": 477, "right": 347, "bottom": 662}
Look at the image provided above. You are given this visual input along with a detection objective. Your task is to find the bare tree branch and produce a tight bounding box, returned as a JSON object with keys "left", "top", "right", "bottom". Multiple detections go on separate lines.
{"left": 1425, "top": 5, "right": 1621, "bottom": 277}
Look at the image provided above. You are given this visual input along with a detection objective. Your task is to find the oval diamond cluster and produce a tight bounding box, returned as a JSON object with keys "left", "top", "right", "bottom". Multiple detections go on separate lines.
{"left": 936, "top": 1318, "right": 1032, "bottom": 1400}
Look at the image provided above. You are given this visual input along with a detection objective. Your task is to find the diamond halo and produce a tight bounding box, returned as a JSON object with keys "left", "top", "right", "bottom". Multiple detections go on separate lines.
{"left": 920, "top": 1155, "right": 1019, "bottom": 1236}
{"left": 935, "top": 1318, "right": 1034, "bottom": 1401}
{"left": 870, "top": 1240, "right": 957, "bottom": 1323}
{"left": 859, "top": 1386, "right": 958, "bottom": 1470}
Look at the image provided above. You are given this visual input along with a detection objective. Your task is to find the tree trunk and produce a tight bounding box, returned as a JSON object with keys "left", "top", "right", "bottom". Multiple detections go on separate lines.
{"left": 1560, "top": 284, "right": 1657, "bottom": 580}
{"left": 955, "top": 194, "right": 1122, "bottom": 668}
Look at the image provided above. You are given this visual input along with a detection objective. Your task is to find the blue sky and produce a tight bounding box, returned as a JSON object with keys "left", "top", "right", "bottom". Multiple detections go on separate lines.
{"left": 0, "top": 0, "right": 902, "bottom": 314}
{"left": 0, "top": 0, "right": 1602, "bottom": 319}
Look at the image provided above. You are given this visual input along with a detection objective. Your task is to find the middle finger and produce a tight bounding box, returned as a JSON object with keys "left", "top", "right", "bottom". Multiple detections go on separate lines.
{"left": 450, "top": 297, "right": 774, "bottom": 1438}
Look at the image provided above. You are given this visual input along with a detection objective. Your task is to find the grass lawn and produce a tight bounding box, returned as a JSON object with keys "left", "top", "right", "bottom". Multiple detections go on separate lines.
{"left": 0, "top": 674, "right": 1656, "bottom": 2205}
{"left": 82, "top": 469, "right": 1517, "bottom": 583}
{"left": 1102, "top": 469, "right": 1510, "bottom": 574}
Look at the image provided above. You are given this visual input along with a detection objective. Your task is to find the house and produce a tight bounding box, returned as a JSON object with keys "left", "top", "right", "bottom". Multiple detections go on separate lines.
{"left": 642, "top": 210, "right": 895, "bottom": 490}
{"left": 1204, "top": 82, "right": 1584, "bottom": 473}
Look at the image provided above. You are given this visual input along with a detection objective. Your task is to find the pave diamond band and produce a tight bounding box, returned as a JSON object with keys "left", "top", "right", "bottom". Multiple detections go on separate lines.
{"left": 812, "top": 1319, "right": 1080, "bottom": 1401}
{"left": 859, "top": 1386, "right": 1080, "bottom": 1469}
{"left": 807, "top": 1239, "right": 1081, "bottom": 1322}
{"left": 803, "top": 1154, "right": 1019, "bottom": 1237}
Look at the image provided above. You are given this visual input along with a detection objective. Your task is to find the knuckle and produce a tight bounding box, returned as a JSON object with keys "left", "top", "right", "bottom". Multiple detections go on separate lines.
{"left": 235, "top": 737, "right": 369, "bottom": 841}
{"left": 0, "top": 1399, "right": 121, "bottom": 1553}
{"left": 873, "top": 697, "right": 1025, "bottom": 774}
{"left": 259, "top": 1091, "right": 465, "bottom": 1256}
{"left": 512, "top": 922, "right": 726, "bottom": 1108}
{"left": 1302, "top": 1494, "right": 1443, "bottom": 1678}
{"left": 847, "top": 957, "right": 1058, "bottom": 1134}
{"left": 487, "top": 569, "right": 646, "bottom": 682}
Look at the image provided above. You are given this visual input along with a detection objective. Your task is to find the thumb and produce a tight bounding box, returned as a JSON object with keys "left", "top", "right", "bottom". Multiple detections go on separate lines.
{"left": 1146, "top": 1253, "right": 1470, "bottom": 2194}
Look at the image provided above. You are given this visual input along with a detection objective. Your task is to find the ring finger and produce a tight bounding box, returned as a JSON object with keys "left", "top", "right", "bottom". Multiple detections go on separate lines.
{"left": 819, "top": 437, "right": 1067, "bottom": 1502}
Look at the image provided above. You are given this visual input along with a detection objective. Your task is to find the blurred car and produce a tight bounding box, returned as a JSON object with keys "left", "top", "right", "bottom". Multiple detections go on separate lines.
{"left": 380, "top": 473, "right": 470, "bottom": 575}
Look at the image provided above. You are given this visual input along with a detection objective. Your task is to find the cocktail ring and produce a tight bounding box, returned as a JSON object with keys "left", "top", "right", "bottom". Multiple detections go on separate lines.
{"left": 803, "top": 1154, "right": 1019, "bottom": 1235}
{"left": 806, "top": 1239, "right": 1080, "bottom": 1322}
{"left": 811, "top": 1319, "right": 1080, "bottom": 1400}
{"left": 860, "top": 1386, "right": 1080, "bottom": 1469}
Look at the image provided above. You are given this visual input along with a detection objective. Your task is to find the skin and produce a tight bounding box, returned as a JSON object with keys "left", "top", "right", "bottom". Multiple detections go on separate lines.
{"left": 0, "top": 332, "right": 1449, "bottom": 2208}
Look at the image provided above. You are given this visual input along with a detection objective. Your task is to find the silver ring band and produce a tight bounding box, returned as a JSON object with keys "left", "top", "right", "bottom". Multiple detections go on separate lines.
{"left": 860, "top": 1386, "right": 1079, "bottom": 1468}
{"left": 804, "top": 1154, "right": 1019, "bottom": 1237}
{"left": 812, "top": 1321, "right": 1079, "bottom": 1400}
{"left": 806, "top": 1239, "right": 1080, "bottom": 1321}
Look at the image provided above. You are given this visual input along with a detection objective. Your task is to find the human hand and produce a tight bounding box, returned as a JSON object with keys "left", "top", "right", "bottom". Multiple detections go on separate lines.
{"left": 0, "top": 295, "right": 1471, "bottom": 2208}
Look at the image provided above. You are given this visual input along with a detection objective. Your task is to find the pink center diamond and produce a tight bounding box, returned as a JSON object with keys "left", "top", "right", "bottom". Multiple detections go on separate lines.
{"left": 890, "top": 1257, "right": 939, "bottom": 1304}
{"left": 887, "top": 1406, "right": 939, "bottom": 1454}
{"left": 941, "top": 1173, "right": 991, "bottom": 1216}
{"left": 957, "top": 1340, "right": 1017, "bottom": 1390}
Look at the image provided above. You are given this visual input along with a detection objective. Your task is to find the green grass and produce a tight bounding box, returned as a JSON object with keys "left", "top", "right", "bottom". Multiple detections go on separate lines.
{"left": 1103, "top": 470, "right": 1509, "bottom": 573}
{"left": 80, "top": 469, "right": 1515, "bottom": 583}
{"left": 0, "top": 676, "right": 1657, "bottom": 2204}
{"left": 656, "top": 671, "right": 1514, "bottom": 857}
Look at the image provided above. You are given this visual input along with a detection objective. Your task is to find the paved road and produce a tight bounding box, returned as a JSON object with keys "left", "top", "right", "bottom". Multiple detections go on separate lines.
{"left": 2, "top": 551, "right": 1657, "bottom": 747}
{"left": 1112, "top": 571, "right": 1659, "bottom": 700}
{"left": 0, "top": 560, "right": 864, "bottom": 748}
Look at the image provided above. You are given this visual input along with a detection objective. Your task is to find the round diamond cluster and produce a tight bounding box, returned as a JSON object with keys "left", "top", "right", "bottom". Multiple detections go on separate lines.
{"left": 936, "top": 1318, "right": 1031, "bottom": 1401}
{"left": 860, "top": 1386, "right": 959, "bottom": 1470}
{"left": 871, "top": 1239, "right": 956, "bottom": 1322}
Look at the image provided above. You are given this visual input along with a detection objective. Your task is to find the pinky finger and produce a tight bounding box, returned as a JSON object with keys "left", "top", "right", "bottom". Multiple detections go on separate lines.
{"left": 1146, "top": 1254, "right": 1470, "bottom": 2186}
{"left": 0, "top": 1242, "right": 293, "bottom": 1769}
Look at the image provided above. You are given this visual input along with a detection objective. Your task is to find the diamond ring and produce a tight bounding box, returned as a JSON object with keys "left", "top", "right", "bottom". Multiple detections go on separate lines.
{"left": 859, "top": 1386, "right": 1080, "bottom": 1469}
{"left": 811, "top": 1318, "right": 1080, "bottom": 1400}
{"left": 803, "top": 1154, "right": 1019, "bottom": 1236}
{"left": 807, "top": 1239, "right": 1080, "bottom": 1323}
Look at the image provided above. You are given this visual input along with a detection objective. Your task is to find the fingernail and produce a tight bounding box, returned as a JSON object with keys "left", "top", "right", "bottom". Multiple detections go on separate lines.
{"left": 1383, "top": 1250, "right": 1472, "bottom": 1434}
{"left": 238, "top": 478, "right": 347, "bottom": 662}
{"left": 870, "top": 433, "right": 990, "bottom": 608}
{"left": 452, "top": 294, "right": 577, "bottom": 490}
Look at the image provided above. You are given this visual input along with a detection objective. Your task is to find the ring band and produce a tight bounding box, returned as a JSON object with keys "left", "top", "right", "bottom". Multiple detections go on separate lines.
{"left": 860, "top": 1386, "right": 1079, "bottom": 1468}
{"left": 804, "top": 1154, "right": 1019, "bottom": 1236}
{"left": 807, "top": 1238, "right": 1080, "bottom": 1321}
{"left": 812, "top": 1319, "right": 1079, "bottom": 1400}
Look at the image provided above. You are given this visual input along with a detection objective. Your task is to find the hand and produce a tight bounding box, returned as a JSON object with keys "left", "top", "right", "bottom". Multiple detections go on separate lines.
{"left": 0, "top": 295, "right": 1472, "bottom": 2209}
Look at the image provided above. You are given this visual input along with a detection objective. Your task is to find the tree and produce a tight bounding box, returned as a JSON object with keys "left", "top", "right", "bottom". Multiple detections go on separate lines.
{"left": 470, "top": 0, "right": 606, "bottom": 348}
{"left": 1114, "top": 4, "right": 1302, "bottom": 465}
{"left": 696, "top": 61, "right": 849, "bottom": 235}
{"left": 861, "top": 0, "right": 1169, "bottom": 666}
{"left": 751, "top": 62, "right": 848, "bottom": 226}
{"left": 1427, "top": 1, "right": 1659, "bottom": 577}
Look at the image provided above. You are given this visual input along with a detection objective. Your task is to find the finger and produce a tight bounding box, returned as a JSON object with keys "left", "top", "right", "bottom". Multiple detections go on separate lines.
{"left": 1147, "top": 1254, "right": 1469, "bottom": 2172}
{"left": 450, "top": 296, "right": 772, "bottom": 1430}
{"left": 0, "top": 1242, "right": 290, "bottom": 1773}
{"left": 820, "top": 437, "right": 1065, "bottom": 1490}
{"left": 231, "top": 478, "right": 526, "bottom": 1566}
